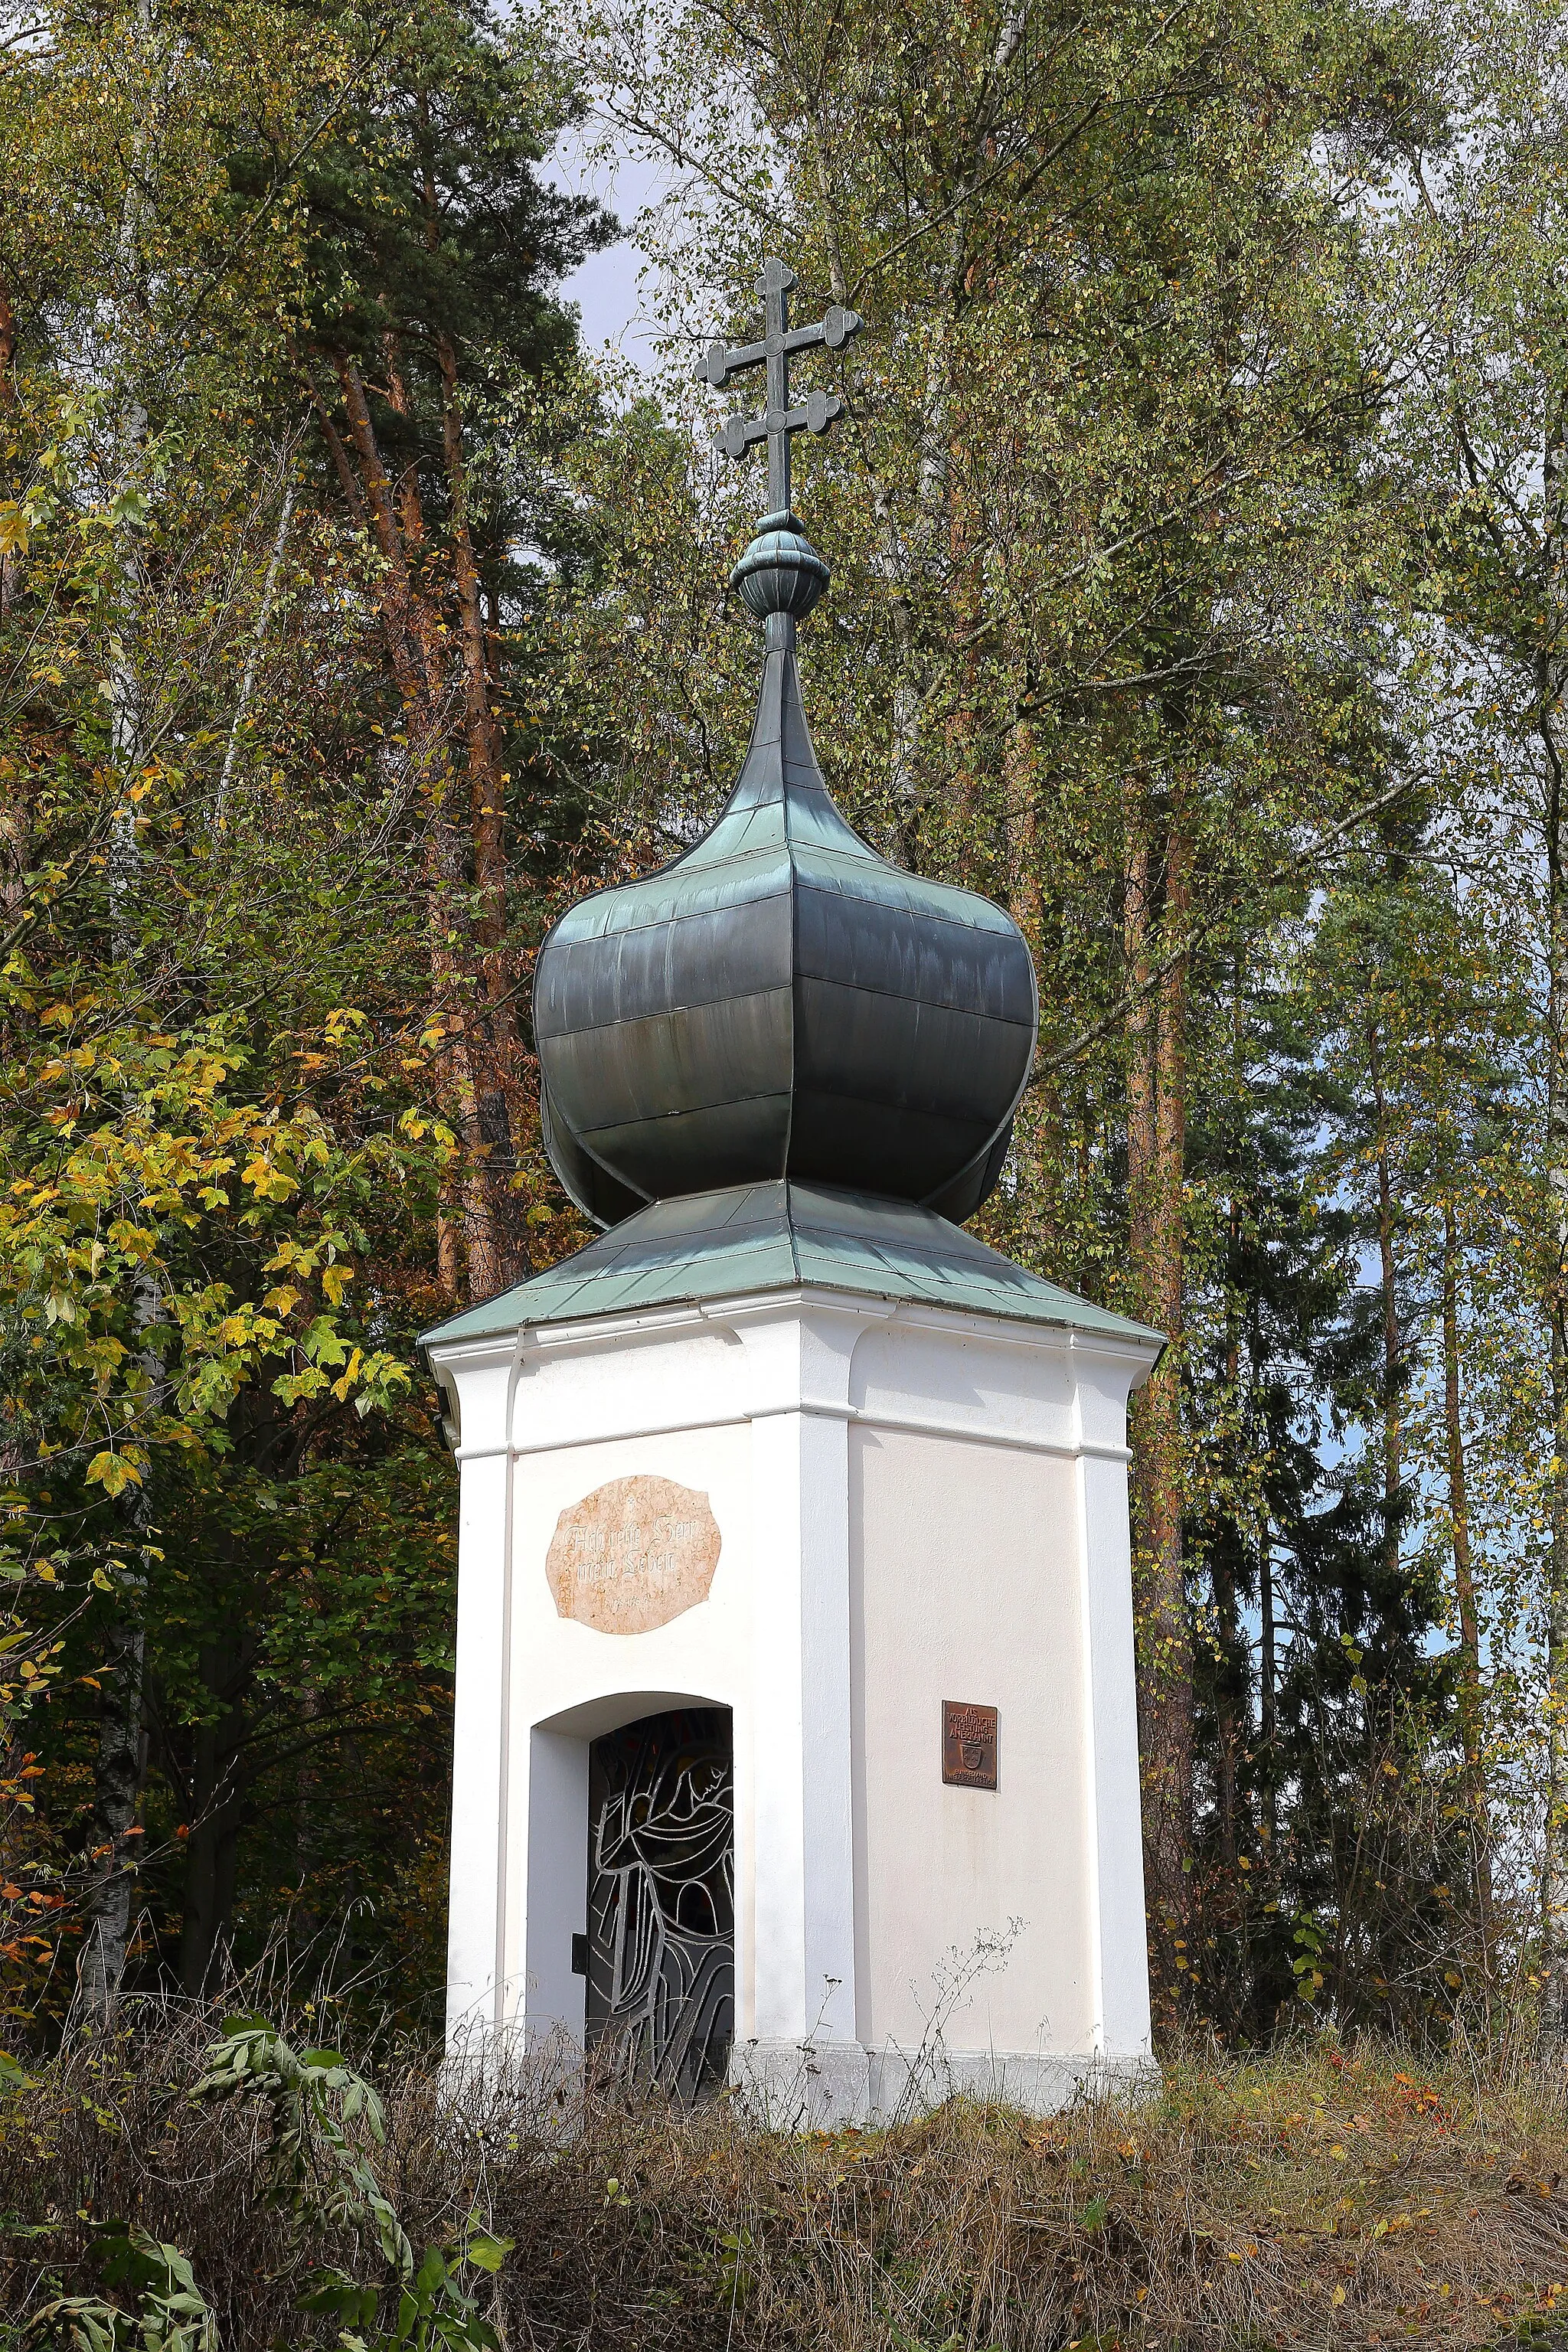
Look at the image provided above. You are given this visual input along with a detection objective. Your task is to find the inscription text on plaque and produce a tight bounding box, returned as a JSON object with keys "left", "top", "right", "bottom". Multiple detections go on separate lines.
{"left": 942, "top": 1700, "right": 999, "bottom": 1790}
{"left": 546, "top": 1475, "right": 721, "bottom": 1635}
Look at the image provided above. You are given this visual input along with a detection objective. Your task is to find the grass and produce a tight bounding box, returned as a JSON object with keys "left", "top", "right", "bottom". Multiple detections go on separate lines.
{"left": 2, "top": 2002, "right": 1567, "bottom": 2348}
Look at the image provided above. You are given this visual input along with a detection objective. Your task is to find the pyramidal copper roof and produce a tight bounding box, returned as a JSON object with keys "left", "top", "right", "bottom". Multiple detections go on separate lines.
{"left": 420, "top": 1181, "right": 1164, "bottom": 1350}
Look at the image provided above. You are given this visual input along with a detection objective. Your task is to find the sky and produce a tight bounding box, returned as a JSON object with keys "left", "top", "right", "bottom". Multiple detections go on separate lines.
{"left": 547, "top": 130, "right": 667, "bottom": 371}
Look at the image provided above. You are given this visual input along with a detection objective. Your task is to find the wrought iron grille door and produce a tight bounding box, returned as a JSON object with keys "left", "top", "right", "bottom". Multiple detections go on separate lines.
{"left": 585, "top": 1707, "right": 733, "bottom": 2103}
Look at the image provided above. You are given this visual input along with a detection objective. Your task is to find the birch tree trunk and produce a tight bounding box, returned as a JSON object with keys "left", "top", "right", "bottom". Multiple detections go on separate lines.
{"left": 1441, "top": 1191, "right": 1491, "bottom": 1960}
{"left": 1259, "top": 1527, "right": 1278, "bottom": 1850}
{"left": 1540, "top": 404, "right": 1568, "bottom": 2036}
{"left": 1367, "top": 1023, "right": 1403, "bottom": 1582}
{"left": 82, "top": 605, "right": 158, "bottom": 2008}
{"left": 214, "top": 477, "right": 296, "bottom": 824}
{"left": 1124, "top": 776, "right": 1194, "bottom": 2022}
{"left": 0, "top": 279, "right": 19, "bottom": 623}
{"left": 80, "top": 0, "right": 162, "bottom": 2015}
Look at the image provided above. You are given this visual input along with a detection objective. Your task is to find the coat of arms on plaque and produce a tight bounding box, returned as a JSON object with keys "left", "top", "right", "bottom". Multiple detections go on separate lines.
{"left": 942, "top": 1700, "right": 999, "bottom": 1790}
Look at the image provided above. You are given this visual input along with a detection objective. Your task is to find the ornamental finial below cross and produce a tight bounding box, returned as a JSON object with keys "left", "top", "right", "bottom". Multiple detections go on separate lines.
{"left": 697, "top": 256, "right": 862, "bottom": 524}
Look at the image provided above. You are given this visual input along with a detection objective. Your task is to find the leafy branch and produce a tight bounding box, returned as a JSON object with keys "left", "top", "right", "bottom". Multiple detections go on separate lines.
{"left": 24, "top": 2019, "right": 511, "bottom": 2352}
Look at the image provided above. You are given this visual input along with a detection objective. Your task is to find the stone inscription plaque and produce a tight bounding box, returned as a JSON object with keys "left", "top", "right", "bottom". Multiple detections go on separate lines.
{"left": 546, "top": 1475, "right": 721, "bottom": 1635}
{"left": 942, "top": 1700, "right": 999, "bottom": 1790}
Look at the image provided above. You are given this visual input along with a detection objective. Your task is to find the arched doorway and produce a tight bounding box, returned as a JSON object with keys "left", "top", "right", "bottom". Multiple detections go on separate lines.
{"left": 584, "top": 1707, "right": 733, "bottom": 2102}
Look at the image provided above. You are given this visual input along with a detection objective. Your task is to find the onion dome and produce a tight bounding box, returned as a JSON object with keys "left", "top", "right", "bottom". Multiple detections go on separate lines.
{"left": 534, "top": 258, "right": 1039, "bottom": 1231}
{"left": 536, "top": 625, "right": 1037, "bottom": 1228}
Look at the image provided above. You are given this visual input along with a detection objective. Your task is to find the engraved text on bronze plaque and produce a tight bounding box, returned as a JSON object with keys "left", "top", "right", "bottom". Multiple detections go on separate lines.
{"left": 942, "top": 1700, "right": 999, "bottom": 1790}
{"left": 547, "top": 1476, "right": 721, "bottom": 1635}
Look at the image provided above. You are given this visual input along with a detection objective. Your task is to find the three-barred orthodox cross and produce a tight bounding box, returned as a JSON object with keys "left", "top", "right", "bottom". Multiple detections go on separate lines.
{"left": 697, "top": 256, "right": 862, "bottom": 518}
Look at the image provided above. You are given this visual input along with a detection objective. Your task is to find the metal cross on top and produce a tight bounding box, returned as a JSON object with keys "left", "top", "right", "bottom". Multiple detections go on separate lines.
{"left": 697, "top": 256, "right": 862, "bottom": 519}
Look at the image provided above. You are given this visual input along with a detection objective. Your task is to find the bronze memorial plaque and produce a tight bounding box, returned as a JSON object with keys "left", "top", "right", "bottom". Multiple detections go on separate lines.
{"left": 546, "top": 1475, "right": 721, "bottom": 1635}
{"left": 942, "top": 1700, "right": 999, "bottom": 1790}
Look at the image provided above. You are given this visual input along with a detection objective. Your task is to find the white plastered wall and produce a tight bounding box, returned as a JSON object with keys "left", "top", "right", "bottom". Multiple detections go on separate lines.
{"left": 851, "top": 1426, "right": 1093, "bottom": 2056}
{"left": 430, "top": 1288, "right": 1157, "bottom": 2116}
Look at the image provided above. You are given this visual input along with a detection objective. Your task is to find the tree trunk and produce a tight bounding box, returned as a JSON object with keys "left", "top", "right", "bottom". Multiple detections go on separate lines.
{"left": 1004, "top": 688, "right": 1056, "bottom": 1238}
{"left": 1004, "top": 684, "right": 1043, "bottom": 965}
{"left": 333, "top": 354, "right": 438, "bottom": 711}
{"left": 414, "top": 93, "right": 506, "bottom": 982}
{"left": 434, "top": 328, "right": 506, "bottom": 952}
{"left": 1367, "top": 1023, "right": 1403, "bottom": 1580}
{"left": 0, "top": 287, "right": 28, "bottom": 907}
{"left": 1124, "top": 780, "right": 1194, "bottom": 2027}
{"left": 292, "top": 1682, "right": 322, "bottom": 1950}
{"left": 178, "top": 1641, "right": 248, "bottom": 1997}
{"left": 0, "top": 279, "right": 19, "bottom": 622}
{"left": 426, "top": 810, "right": 506, "bottom": 1302}
{"left": 1259, "top": 1528, "right": 1277, "bottom": 1850}
{"left": 1148, "top": 807, "right": 1193, "bottom": 1974}
{"left": 800, "top": 19, "right": 1024, "bottom": 854}
{"left": 77, "top": 1607, "right": 146, "bottom": 2016}
{"left": 1215, "top": 973, "right": 1245, "bottom": 1880}
{"left": 434, "top": 323, "right": 524, "bottom": 1291}
{"left": 1542, "top": 409, "right": 1568, "bottom": 2037}
{"left": 1123, "top": 779, "right": 1155, "bottom": 1291}
{"left": 0, "top": 285, "right": 15, "bottom": 409}
{"left": 214, "top": 477, "right": 296, "bottom": 824}
{"left": 82, "top": 30, "right": 162, "bottom": 2006}
{"left": 326, "top": 350, "right": 505, "bottom": 1302}
{"left": 1211, "top": 1515, "right": 1240, "bottom": 1877}
{"left": 81, "top": 1266, "right": 159, "bottom": 2013}
{"left": 1441, "top": 1191, "right": 1491, "bottom": 1962}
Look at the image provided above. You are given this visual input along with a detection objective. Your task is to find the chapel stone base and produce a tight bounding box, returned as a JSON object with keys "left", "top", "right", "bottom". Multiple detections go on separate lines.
{"left": 730, "top": 2038, "right": 1158, "bottom": 2129}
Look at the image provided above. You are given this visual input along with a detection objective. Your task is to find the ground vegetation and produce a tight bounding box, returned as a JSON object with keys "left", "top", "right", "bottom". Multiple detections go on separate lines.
{"left": 4, "top": 1998, "right": 1568, "bottom": 2350}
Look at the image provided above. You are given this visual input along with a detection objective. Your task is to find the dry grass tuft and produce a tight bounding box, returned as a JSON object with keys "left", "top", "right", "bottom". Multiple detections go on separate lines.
{"left": 4, "top": 2004, "right": 1568, "bottom": 2348}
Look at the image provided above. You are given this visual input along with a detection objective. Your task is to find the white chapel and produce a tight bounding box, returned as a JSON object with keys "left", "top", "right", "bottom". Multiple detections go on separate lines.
{"left": 422, "top": 257, "right": 1160, "bottom": 2122}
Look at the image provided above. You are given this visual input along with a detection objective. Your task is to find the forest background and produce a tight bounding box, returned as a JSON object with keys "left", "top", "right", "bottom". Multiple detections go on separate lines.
{"left": 2, "top": 0, "right": 1566, "bottom": 2057}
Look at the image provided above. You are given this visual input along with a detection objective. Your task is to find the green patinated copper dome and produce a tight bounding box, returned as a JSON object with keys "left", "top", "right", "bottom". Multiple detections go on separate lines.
{"left": 534, "top": 641, "right": 1038, "bottom": 1228}
{"left": 532, "top": 256, "right": 1039, "bottom": 1232}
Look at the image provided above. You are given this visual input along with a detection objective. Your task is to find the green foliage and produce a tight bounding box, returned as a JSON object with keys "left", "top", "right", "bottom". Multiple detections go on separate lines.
{"left": 299, "top": 2235, "right": 510, "bottom": 2352}
{"left": 12, "top": 2017, "right": 511, "bottom": 2348}
{"left": 0, "top": 0, "right": 604, "bottom": 2022}
{"left": 192, "top": 2016, "right": 508, "bottom": 2350}
{"left": 195, "top": 2016, "right": 407, "bottom": 2257}
{"left": 26, "top": 2226, "right": 216, "bottom": 2352}
{"left": 0, "top": 0, "right": 1561, "bottom": 2046}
